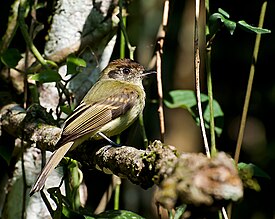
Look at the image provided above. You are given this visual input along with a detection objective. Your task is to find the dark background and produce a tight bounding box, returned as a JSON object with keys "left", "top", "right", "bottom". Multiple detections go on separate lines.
{"left": 1, "top": 0, "right": 274, "bottom": 218}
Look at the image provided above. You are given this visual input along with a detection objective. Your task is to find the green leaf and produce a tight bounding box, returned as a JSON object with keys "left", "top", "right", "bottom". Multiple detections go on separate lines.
{"left": 164, "top": 90, "right": 207, "bottom": 113}
{"left": 204, "top": 100, "right": 224, "bottom": 120}
{"left": 1, "top": 48, "right": 22, "bottom": 68}
{"left": 218, "top": 8, "right": 230, "bottom": 18}
{"left": 60, "top": 105, "right": 73, "bottom": 115}
{"left": 164, "top": 90, "right": 224, "bottom": 135}
{"left": 66, "top": 54, "right": 86, "bottom": 75}
{"left": 95, "top": 210, "right": 145, "bottom": 219}
{"left": 223, "top": 19, "right": 237, "bottom": 35}
{"left": 238, "top": 163, "right": 270, "bottom": 179}
{"left": 204, "top": 99, "right": 224, "bottom": 136}
{"left": 208, "top": 13, "right": 224, "bottom": 35}
{"left": 30, "top": 69, "right": 61, "bottom": 83}
{"left": 61, "top": 206, "right": 84, "bottom": 219}
{"left": 174, "top": 204, "right": 187, "bottom": 219}
{"left": 47, "top": 187, "right": 83, "bottom": 219}
{"left": 238, "top": 162, "right": 270, "bottom": 192}
{"left": 237, "top": 20, "right": 271, "bottom": 34}
{"left": 208, "top": 13, "right": 236, "bottom": 35}
{"left": 209, "top": 8, "right": 271, "bottom": 36}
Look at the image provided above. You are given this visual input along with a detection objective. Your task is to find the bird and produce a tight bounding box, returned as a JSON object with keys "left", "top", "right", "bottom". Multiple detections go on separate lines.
{"left": 30, "top": 58, "right": 153, "bottom": 196}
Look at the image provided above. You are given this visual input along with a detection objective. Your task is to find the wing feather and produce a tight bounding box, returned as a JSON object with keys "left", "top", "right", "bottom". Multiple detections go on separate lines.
{"left": 56, "top": 86, "right": 139, "bottom": 146}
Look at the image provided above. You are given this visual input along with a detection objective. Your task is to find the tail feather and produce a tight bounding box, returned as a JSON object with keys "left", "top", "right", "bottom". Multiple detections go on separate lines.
{"left": 29, "top": 142, "right": 74, "bottom": 196}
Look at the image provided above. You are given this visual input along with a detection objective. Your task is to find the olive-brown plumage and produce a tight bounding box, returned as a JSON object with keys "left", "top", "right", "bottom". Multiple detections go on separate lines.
{"left": 30, "top": 59, "right": 150, "bottom": 196}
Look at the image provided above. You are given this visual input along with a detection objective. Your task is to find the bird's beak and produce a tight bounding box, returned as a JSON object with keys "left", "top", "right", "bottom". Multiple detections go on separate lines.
{"left": 142, "top": 70, "right": 157, "bottom": 77}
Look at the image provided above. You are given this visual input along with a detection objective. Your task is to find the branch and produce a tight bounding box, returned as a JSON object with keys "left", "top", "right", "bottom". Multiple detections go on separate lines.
{"left": 0, "top": 103, "right": 243, "bottom": 209}
{"left": 1, "top": 103, "right": 60, "bottom": 150}
{"left": 194, "top": 0, "right": 210, "bottom": 157}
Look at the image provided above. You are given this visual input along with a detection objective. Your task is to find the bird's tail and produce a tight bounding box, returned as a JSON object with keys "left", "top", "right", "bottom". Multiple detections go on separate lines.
{"left": 29, "top": 142, "right": 74, "bottom": 196}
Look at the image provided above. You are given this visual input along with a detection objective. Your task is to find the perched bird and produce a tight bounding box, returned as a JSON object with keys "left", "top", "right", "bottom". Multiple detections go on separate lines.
{"left": 30, "top": 58, "right": 153, "bottom": 196}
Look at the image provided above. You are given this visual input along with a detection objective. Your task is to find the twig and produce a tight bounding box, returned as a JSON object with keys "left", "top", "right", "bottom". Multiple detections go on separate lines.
{"left": 204, "top": 1, "right": 217, "bottom": 155}
{"left": 18, "top": 0, "right": 57, "bottom": 69}
{"left": 206, "top": 49, "right": 216, "bottom": 155}
{"left": 156, "top": 0, "right": 169, "bottom": 142}
{"left": 222, "top": 207, "right": 229, "bottom": 219}
{"left": 24, "top": 43, "right": 29, "bottom": 109}
{"left": 139, "top": 114, "right": 148, "bottom": 147}
{"left": 119, "top": 7, "right": 126, "bottom": 59}
{"left": 194, "top": 0, "right": 210, "bottom": 158}
{"left": 118, "top": 0, "right": 135, "bottom": 59}
{"left": 0, "top": 0, "right": 20, "bottom": 55}
{"left": 20, "top": 1, "right": 39, "bottom": 215}
{"left": 113, "top": 175, "right": 121, "bottom": 210}
{"left": 234, "top": 1, "right": 268, "bottom": 164}
{"left": 21, "top": 139, "right": 27, "bottom": 219}
{"left": 156, "top": 52, "right": 165, "bottom": 142}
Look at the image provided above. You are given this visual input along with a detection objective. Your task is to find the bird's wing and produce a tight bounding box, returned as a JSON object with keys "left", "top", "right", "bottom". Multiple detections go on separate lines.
{"left": 56, "top": 86, "right": 139, "bottom": 146}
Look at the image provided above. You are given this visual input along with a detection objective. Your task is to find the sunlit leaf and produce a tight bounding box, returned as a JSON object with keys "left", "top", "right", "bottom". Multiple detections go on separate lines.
{"left": 67, "top": 54, "right": 86, "bottom": 75}
{"left": 224, "top": 19, "right": 237, "bottom": 35}
{"left": 60, "top": 105, "right": 73, "bottom": 115}
{"left": 218, "top": 8, "right": 230, "bottom": 18}
{"left": 208, "top": 12, "right": 236, "bottom": 35}
{"left": 208, "top": 13, "right": 225, "bottom": 35}
{"left": 164, "top": 90, "right": 224, "bottom": 135}
{"left": 30, "top": 69, "right": 61, "bottom": 83}
{"left": 164, "top": 90, "right": 207, "bottom": 113}
{"left": 238, "top": 20, "right": 271, "bottom": 34}
{"left": 204, "top": 99, "right": 224, "bottom": 136}
{"left": 174, "top": 204, "right": 187, "bottom": 219}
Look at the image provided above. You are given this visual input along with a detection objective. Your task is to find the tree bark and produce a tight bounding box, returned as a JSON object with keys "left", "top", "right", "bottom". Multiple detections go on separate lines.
{"left": 0, "top": 103, "right": 243, "bottom": 210}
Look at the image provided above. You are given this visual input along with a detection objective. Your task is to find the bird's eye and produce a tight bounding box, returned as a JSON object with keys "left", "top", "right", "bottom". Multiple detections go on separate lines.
{"left": 122, "top": 68, "right": 131, "bottom": 74}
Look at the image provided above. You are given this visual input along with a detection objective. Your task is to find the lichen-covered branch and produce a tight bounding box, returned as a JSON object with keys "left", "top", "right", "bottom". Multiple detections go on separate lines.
{"left": 93, "top": 143, "right": 243, "bottom": 209}
{"left": 93, "top": 141, "right": 178, "bottom": 189}
{"left": 1, "top": 103, "right": 60, "bottom": 151}
{"left": 0, "top": 103, "right": 243, "bottom": 209}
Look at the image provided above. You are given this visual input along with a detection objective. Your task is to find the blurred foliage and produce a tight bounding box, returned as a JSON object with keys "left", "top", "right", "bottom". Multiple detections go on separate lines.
{"left": 164, "top": 90, "right": 224, "bottom": 136}
{"left": 0, "top": 0, "right": 275, "bottom": 218}
{"left": 238, "top": 162, "right": 270, "bottom": 192}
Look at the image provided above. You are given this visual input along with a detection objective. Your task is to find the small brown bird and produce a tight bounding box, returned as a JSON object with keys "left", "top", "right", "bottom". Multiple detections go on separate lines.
{"left": 30, "top": 58, "right": 153, "bottom": 196}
